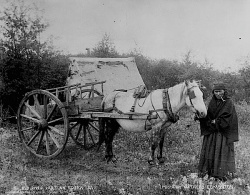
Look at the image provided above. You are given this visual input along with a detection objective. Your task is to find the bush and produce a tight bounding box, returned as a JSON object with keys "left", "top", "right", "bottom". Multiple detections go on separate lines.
{"left": 235, "top": 100, "right": 250, "bottom": 126}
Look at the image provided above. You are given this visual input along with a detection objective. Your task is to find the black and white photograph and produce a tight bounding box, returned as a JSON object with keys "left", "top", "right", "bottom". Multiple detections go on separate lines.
{"left": 0, "top": 0, "right": 249, "bottom": 194}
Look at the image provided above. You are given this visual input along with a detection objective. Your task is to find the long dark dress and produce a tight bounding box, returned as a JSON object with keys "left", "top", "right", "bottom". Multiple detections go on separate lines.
{"left": 198, "top": 95, "right": 239, "bottom": 179}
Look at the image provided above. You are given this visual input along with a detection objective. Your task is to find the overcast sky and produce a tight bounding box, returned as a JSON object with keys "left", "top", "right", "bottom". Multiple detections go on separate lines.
{"left": 1, "top": 0, "right": 250, "bottom": 72}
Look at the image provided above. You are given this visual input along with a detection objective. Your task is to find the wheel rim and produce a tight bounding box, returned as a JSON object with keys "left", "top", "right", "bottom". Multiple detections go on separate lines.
{"left": 17, "top": 90, "right": 69, "bottom": 159}
{"left": 69, "top": 119, "right": 99, "bottom": 149}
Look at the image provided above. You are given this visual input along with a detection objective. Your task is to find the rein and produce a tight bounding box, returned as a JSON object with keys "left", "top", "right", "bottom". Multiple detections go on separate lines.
{"left": 149, "top": 84, "right": 200, "bottom": 123}
{"left": 187, "top": 86, "right": 199, "bottom": 114}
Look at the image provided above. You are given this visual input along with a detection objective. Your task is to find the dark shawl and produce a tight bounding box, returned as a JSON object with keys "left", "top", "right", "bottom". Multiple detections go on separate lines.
{"left": 199, "top": 96, "right": 239, "bottom": 143}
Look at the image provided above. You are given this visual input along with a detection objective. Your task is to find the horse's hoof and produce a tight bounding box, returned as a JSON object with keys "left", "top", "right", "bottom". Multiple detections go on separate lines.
{"left": 106, "top": 155, "right": 117, "bottom": 164}
{"left": 157, "top": 157, "right": 165, "bottom": 164}
{"left": 110, "top": 157, "right": 118, "bottom": 164}
{"left": 96, "top": 145, "right": 101, "bottom": 152}
{"left": 148, "top": 159, "right": 155, "bottom": 166}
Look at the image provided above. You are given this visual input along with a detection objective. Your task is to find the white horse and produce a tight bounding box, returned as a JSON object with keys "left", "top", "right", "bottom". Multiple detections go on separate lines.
{"left": 99, "top": 80, "right": 207, "bottom": 164}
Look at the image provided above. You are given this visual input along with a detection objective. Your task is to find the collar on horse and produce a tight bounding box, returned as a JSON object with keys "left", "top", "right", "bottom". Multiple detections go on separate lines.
{"left": 149, "top": 89, "right": 179, "bottom": 123}
{"left": 162, "top": 89, "right": 179, "bottom": 123}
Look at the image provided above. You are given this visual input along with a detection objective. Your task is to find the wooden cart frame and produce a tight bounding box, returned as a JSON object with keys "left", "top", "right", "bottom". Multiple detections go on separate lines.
{"left": 17, "top": 81, "right": 151, "bottom": 159}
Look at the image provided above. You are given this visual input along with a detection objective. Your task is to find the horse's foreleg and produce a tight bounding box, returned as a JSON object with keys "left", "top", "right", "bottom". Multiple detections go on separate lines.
{"left": 157, "top": 128, "right": 167, "bottom": 164}
{"left": 148, "top": 139, "right": 158, "bottom": 165}
{"left": 148, "top": 127, "right": 160, "bottom": 165}
{"left": 148, "top": 125, "right": 168, "bottom": 165}
{"left": 104, "top": 119, "right": 119, "bottom": 163}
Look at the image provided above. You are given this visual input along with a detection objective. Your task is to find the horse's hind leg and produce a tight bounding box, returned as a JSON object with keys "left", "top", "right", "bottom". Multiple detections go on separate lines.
{"left": 104, "top": 119, "right": 119, "bottom": 163}
{"left": 97, "top": 118, "right": 105, "bottom": 151}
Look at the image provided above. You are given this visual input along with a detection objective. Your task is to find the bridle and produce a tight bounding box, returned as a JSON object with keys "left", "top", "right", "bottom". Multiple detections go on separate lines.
{"left": 186, "top": 85, "right": 200, "bottom": 115}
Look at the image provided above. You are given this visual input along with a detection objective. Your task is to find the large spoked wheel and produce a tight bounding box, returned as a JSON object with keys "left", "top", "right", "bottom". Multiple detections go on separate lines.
{"left": 17, "top": 90, "right": 69, "bottom": 159}
{"left": 69, "top": 88, "right": 102, "bottom": 149}
{"left": 69, "top": 119, "right": 100, "bottom": 149}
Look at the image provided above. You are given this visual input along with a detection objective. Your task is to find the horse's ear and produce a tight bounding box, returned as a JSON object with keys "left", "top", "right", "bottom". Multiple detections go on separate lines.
{"left": 185, "top": 80, "right": 190, "bottom": 86}
{"left": 196, "top": 80, "right": 201, "bottom": 87}
{"left": 196, "top": 80, "right": 206, "bottom": 90}
{"left": 200, "top": 84, "right": 206, "bottom": 91}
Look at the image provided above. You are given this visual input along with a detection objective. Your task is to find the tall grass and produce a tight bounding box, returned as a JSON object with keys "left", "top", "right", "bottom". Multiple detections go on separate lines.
{"left": 1, "top": 103, "right": 250, "bottom": 194}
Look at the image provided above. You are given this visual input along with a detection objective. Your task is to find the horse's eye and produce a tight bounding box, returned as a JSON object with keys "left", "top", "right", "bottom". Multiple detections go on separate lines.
{"left": 189, "top": 90, "right": 196, "bottom": 99}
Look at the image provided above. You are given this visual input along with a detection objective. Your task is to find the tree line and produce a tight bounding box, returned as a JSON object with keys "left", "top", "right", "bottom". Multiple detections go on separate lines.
{"left": 0, "top": 1, "right": 250, "bottom": 117}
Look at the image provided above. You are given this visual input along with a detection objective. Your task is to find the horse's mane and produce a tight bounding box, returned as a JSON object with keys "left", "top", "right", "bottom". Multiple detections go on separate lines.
{"left": 168, "top": 80, "right": 199, "bottom": 101}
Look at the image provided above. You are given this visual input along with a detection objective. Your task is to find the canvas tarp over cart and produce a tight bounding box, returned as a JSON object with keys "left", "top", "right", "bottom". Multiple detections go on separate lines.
{"left": 17, "top": 57, "right": 146, "bottom": 158}
{"left": 66, "top": 57, "right": 145, "bottom": 96}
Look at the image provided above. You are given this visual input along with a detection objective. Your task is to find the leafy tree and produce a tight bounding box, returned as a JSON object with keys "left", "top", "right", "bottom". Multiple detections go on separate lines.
{"left": 0, "top": 1, "right": 68, "bottom": 111}
{"left": 238, "top": 67, "right": 250, "bottom": 101}
{"left": 91, "top": 33, "right": 119, "bottom": 58}
{"left": 149, "top": 59, "right": 182, "bottom": 89}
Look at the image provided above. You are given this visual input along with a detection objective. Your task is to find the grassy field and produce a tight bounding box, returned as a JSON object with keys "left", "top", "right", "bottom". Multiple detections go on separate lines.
{"left": 0, "top": 103, "right": 250, "bottom": 195}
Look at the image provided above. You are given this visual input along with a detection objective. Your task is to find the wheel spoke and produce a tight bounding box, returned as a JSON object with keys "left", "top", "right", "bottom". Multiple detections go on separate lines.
{"left": 48, "top": 126, "right": 64, "bottom": 136}
{"left": 24, "top": 102, "right": 42, "bottom": 119}
{"left": 45, "top": 131, "right": 51, "bottom": 155}
{"left": 44, "top": 95, "right": 48, "bottom": 119}
{"left": 33, "top": 95, "right": 42, "bottom": 117}
{"left": 47, "top": 104, "right": 58, "bottom": 121}
{"left": 75, "top": 124, "right": 83, "bottom": 140}
{"left": 89, "top": 123, "right": 100, "bottom": 132}
{"left": 87, "top": 126, "right": 95, "bottom": 144}
{"left": 36, "top": 130, "right": 45, "bottom": 154}
{"left": 83, "top": 125, "right": 87, "bottom": 146}
{"left": 81, "top": 93, "right": 87, "bottom": 98}
{"left": 69, "top": 122, "right": 80, "bottom": 131}
{"left": 48, "top": 117, "right": 64, "bottom": 125}
{"left": 47, "top": 129, "right": 61, "bottom": 149}
{"left": 27, "top": 130, "right": 41, "bottom": 146}
{"left": 88, "top": 91, "right": 91, "bottom": 98}
{"left": 21, "top": 126, "right": 35, "bottom": 132}
{"left": 20, "top": 114, "right": 40, "bottom": 123}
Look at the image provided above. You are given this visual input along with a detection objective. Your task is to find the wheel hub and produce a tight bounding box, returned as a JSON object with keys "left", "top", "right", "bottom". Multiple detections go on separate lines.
{"left": 38, "top": 119, "right": 48, "bottom": 130}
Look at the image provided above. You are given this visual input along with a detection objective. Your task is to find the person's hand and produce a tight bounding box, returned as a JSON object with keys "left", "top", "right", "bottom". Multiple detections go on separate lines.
{"left": 194, "top": 115, "right": 199, "bottom": 121}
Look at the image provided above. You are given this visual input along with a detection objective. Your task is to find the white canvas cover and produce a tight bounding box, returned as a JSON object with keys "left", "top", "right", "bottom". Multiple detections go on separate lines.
{"left": 67, "top": 57, "right": 145, "bottom": 96}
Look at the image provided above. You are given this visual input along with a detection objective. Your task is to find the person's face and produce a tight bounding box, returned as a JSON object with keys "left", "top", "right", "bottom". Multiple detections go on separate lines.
{"left": 214, "top": 89, "right": 225, "bottom": 99}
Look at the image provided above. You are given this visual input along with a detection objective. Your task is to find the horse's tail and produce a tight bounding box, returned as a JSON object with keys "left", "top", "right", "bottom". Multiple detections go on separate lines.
{"left": 101, "top": 91, "right": 121, "bottom": 112}
{"left": 101, "top": 98, "right": 105, "bottom": 112}
{"left": 97, "top": 117, "right": 105, "bottom": 151}
{"left": 101, "top": 94, "right": 110, "bottom": 111}
{"left": 98, "top": 92, "right": 121, "bottom": 151}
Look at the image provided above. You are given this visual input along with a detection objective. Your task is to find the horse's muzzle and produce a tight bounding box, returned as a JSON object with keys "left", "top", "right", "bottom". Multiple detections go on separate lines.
{"left": 197, "top": 111, "right": 206, "bottom": 118}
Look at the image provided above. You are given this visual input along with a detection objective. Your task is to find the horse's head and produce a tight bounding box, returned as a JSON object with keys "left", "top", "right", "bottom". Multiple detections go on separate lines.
{"left": 184, "top": 80, "right": 207, "bottom": 118}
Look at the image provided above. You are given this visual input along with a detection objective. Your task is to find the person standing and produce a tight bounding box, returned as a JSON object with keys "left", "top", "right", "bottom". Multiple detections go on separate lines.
{"left": 198, "top": 83, "right": 239, "bottom": 181}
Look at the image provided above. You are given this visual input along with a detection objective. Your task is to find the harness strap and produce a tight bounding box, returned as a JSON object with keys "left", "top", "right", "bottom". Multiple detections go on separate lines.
{"left": 113, "top": 107, "right": 124, "bottom": 114}
{"left": 162, "top": 89, "right": 179, "bottom": 123}
{"left": 148, "top": 89, "right": 178, "bottom": 123}
{"left": 130, "top": 98, "right": 137, "bottom": 112}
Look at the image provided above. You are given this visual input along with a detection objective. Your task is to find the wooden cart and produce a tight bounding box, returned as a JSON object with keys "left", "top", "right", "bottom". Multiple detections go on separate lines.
{"left": 17, "top": 57, "right": 148, "bottom": 158}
